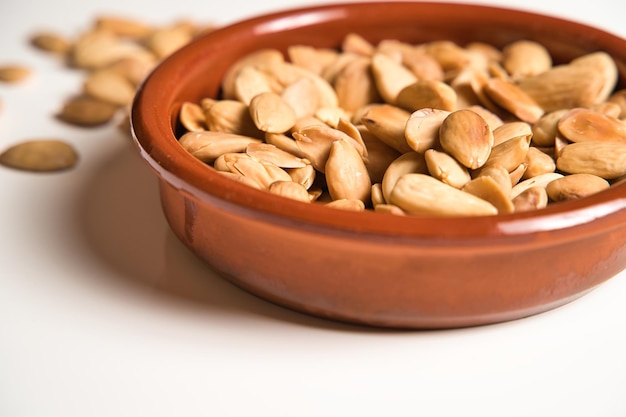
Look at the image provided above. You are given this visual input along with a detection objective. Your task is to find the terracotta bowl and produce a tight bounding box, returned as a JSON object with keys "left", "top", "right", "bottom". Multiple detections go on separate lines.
{"left": 131, "top": 1, "right": 626, "bottom": 329}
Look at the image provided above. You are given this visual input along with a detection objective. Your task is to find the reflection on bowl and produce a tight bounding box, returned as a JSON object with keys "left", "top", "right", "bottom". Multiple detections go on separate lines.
{"left": 131, "top": 2, "right": 626, "bottom": 328}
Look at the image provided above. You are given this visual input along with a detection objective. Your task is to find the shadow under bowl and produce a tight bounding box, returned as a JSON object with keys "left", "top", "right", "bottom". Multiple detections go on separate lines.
{"left": 131, "top": 1, "right": 626, "bottom": 329}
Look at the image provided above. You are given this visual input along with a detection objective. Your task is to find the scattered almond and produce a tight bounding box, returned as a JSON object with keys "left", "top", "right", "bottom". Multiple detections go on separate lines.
{"left": 0, "top": 140, "right": 78, "bottom": 171}
{"left": 57, "top": 95, "right": 118, "bottom": 126}
{"left": 0, "top": 65, "right": 31, "bottom": 83}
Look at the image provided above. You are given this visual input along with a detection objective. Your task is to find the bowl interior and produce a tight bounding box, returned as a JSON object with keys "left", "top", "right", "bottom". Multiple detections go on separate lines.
{"left": 131, "top": 1, "right": 626, "bottom": 241}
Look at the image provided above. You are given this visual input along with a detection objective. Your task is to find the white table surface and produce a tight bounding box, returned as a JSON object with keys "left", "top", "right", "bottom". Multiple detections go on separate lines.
{"left": 1, "top": 0, "right": 625, "bottom": 416}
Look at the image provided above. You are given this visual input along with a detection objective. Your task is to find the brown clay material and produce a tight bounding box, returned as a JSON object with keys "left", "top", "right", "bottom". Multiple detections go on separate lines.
{"left": 131, "top": 2, "right": 626, "bottom": 329}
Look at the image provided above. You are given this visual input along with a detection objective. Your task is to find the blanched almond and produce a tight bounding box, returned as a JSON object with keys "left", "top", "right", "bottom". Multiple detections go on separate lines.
{"left": 314, "top": 106, "right": 351, "bottom": 127}
{"left": 268, "top": 61, "right": 339, "bottom": 109}
{"left": 608, "top": 89, "right": 626, "bottom": 119}
{"left": 245, "top": 142, "right": 307, "bottom": 168}
{"left": 249, "top": 92, "right": 297, "bottom": 133}
{"left": 374, "top": 203, "right": 406, "bottom": 215}
{"left": 476, "top": 164, "right": 513, "bottom": 196}
{"left": 370, "top": 52, "right": 417, "bottom": 104}
{"left": 591, "top": 101, "right": 623, "bottom": 118}
{"left": 360, "top": 104, "right": 413, "bottom": 153}
{"left": 512, "top": 186, "right": 548, "bottom": 212}
{"left": 517, "top": 52, "right": 618, "bottom": 112}
{"left": 218, "top": 171, "right": 264, "bottom": 190}
{"left": 545, "top": 173, "right": 610, "bottom": 202}
{"left": 287, "top": 45, "right": 339, "bottom": 75}
{"left": 179, "top": 101, "right": 207, "bottom": 132}
{"left": 265, "top": 132, "right": 307, "bottom": 159}
{"left": 396, "top": 80, "right": 457, "bottom": 112}
{"left": 325, "top": 139, "right": 371, "bottom": 202}
{"left": 483, "top": 78, "right": 544, "bottom": 123}
{"left": 389, "top": 173, "right": 497, "bottom": 216}
{"left": 359, "top": 126, "right": 402, "bottom": 184}
{"left": 404, "top": 108, "right": 450, "bottom": 153}
{"left": 482, "top": 134, "right": 531, "bottom": 172}
{"left": 423, "top": 40, "right": 471, "bottom": 72}
{"left": 509, "top": 162, "right": 528, "bottom": 185}
{"left": 342, "top": 33, "right": 375, "bottom": 56}
{"left": 336, "top": 118, "right": 368, "bottom": 160}
{"left": 381, "top": 152, "right": 428, "bottom": 203}
{"left": 268, "top": 180, "right": 311, "bottom": 203}
{"left": 370, "top": 183, "right": 385, "bottom": 206}
{"left": 557, "top": 108, "right": 626, "bottom": 143}
{"left": 229, "top": 156, "right": 291, "bottom": 189}
{"left": 205, "top": 100, "right": 262, "bottom": 138}
{"left": 221, "top": 49, "right": 285, "bottom": 100}
{"left": 325, "top": 199, "right": 366, "bottom": 211}
{"left": 334, "top": 56, "right": 381, "bottom": 113}
{"left": 462, "top": 176, "right": 514, "bottom": 214}
{"left": 570, "top": 52, "right": 618, "bottom": 105}
{"left": 179, "top": 131, "right": 261, "bottom": 163}
{"left": 439, "top": 109, "right": 493, "bottom": 169}
{"left": 424, "top": 148, "right": 471, "bottom": 189}
{"left": 293, "top": 124, "right": 359, "bottom": 172}
{"left": 404, "top": 53, "right": 445, "bottom": 82}
{"left": 287, "top": 164, "right": 316, "bottom": 190}
{"left": 511, "top": 172, "right": 564, "bottom": 199}
{"left": 522, "top": 147, "right": 556, "bottom": 179}
{"left": 557, "top": 141, "right": 626, "bottom": 179}
{"left": 501, "top": 40, "right": 552, "bottom": 80}
{"left": 531, "top": 109, "right": 569, "bottom": 147}
{"left": 234, "top": 66, "right": 277, "bottom": 105}
{"left": 464, "top": 105, "right": 503, "bottom": 131}
{"left": 492, "top": 121, "right": 532, "bottom": 146}
{"left": 281, "top": 77, "right": 319, "bottom": 119}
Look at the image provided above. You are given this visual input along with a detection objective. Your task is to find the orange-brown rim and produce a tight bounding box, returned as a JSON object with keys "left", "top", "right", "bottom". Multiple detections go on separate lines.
{"left": 131, "top": 1, "right": 626, "bottom": 243}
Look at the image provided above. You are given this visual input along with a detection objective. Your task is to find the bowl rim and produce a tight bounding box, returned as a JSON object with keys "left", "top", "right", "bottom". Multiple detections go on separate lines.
{"left": 131, "top": 1, "right": 626, "bottom": 242}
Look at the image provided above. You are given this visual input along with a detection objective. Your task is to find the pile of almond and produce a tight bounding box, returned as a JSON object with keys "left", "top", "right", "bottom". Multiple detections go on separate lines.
{"left": 0, "top": 15, "right": 215, "bottom": 171}
{"left": 178, "top": 34, "right": 626, "bottom": 216}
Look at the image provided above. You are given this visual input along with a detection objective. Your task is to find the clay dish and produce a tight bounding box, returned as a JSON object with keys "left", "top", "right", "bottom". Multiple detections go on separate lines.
{"left": 131, "top": 2, "right": 626, "bottom": 328}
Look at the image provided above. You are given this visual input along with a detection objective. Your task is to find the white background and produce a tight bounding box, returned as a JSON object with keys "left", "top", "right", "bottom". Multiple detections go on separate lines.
{"left": 1, "top": 0, "right": 625, "bottom": 416}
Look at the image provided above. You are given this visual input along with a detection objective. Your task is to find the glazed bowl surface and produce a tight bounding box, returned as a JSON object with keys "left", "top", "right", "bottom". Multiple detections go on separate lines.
{"left": 131, "top": 1, "right": 626, "bottom": 328}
